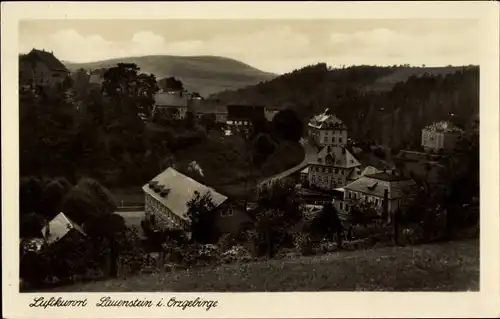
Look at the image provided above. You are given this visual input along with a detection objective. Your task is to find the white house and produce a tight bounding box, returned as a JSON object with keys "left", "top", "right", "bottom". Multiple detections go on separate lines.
{"left": 306, "top": 146, "right": 362, "bottom": 190}
{"left": 336, "top": 172, "right": 417, "bottom": 222}
{"left": 421, "top": 121, "right": 463, "bottom": 153}
{"left": 143, "top": 167, "right": 251, "bottom": 236}
{"left": 41, "top": 212, "right": 86, "bottom": 246}
{"left": 153, "top": 91, "right": 189, "bottom": 120}
{"left": 307, "top": 109, "right": 348, "bottom": 148}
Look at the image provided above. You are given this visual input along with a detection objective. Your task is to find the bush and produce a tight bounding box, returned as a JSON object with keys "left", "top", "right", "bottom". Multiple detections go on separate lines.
{"left": 220, "top": 245, "right": 252, "bottom": 264}
{"left": 294, "top": 233, "right": 315, "bottom": 256}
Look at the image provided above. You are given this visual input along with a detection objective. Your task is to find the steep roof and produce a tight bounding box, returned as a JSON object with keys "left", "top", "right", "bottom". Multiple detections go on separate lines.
{"left": 343, "top": 174, "right": 416, "bottom": 200}
{"left": 142, "top": 167, "right": 228, "bottom": 221}
{"left": 308, "top": 109, "right": 347, "bottom": 130}
{"left": 25, "top": 49, "right": 69, "bottom": 72}
{"left": 41, "top": 212, "right": 86, "bottom": 245}
{"left": 155, "top": 92, "right": 189, "bottom": 107}
{"left": 191, "top": 99, "right": 227, "bottom": 114}
{"left": 312, "top": 146, "right": 361, "bottom": 168}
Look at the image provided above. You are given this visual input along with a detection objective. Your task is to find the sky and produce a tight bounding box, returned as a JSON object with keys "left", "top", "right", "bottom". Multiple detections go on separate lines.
{"left": 19, "top": 19, "right": 480, "bottom": 74}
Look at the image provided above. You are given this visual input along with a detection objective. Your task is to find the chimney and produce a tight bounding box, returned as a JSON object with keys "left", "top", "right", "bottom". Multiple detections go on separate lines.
{"left": 383, "top": 189, "right": 389, "bottom": 223}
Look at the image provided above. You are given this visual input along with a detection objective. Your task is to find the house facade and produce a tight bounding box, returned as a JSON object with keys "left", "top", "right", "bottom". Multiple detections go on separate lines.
{"left": 421, "top": 121, "right": 463, "bottom": 153}
{"left": 190, "top": 99, "right": 228, "bottom": 123}
{"left": 153, "top": 91, "right": 189, "bottom": 120}
{"left": 143, "top": 167, "right": 251, "bottom": 237}
{"left": 307, "top": 109, "right": 348, "bottom": 148}
{"left": 41, "top": 212, "right": 86, "bottom": 246}
{"left": 19, "top": 49, "right": 69, "bottom": 88}
{"left": 306, "top": 146, "right": 362, "bottom": 190}
{"left": 335, "top": 172, "right": 416, "bottom": 222}
{"left": 226, "top": 104, "right": 265, "bottom": 127}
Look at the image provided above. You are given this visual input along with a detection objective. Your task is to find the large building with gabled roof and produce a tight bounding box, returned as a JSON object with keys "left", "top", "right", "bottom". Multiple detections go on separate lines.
{"left": 307, "top": 109, "right": 348, "bottom": 148}
{"left": 19, "top": 48, "right": 69, "bottom": 88}
{"left": 142, "top": 167, "right": 251, "bottom": 237}
{"left": 306, "top": 145, "right": 362, "bottom": 190}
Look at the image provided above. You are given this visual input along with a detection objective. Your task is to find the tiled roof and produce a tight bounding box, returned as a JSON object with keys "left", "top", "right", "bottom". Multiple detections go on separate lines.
{"left": 155, "top": 92, "right": 188, "bottom": 107}
{"left": 41, "top": 212, "right": 86, "bottom": 245}
{"left": 142, "top": 167, "right": 228, "bottom": 221}
{"left": 343, "top": 174, "right": 416, "bottom": 200}
{"left": 191, "top": 99, "right": 228, "bottom": 114}
{"left": 312, "top": 146, "right": 361, "bottom": 168}
{"left": 423, "top": 121, "right": 463, "bottom": 133}
{"left": 25, "top": 49, "right": 69, "bottom": 72}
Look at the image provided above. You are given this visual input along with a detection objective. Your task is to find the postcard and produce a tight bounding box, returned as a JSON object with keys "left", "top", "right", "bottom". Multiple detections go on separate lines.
{"left": 2, "top": 1, "right": 499, "bottom": 318}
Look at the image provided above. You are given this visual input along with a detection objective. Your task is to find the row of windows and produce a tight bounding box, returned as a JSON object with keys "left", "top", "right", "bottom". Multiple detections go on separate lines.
{"left": 146, "top": 194, "right": 186, "bottom": 229}
{"left": 220, "top": 209, "right": 234, "bottom": 217}
{"left": 347, "top": 192, "right": 382, "bottom": 206}
{"left": 310, "top": 166, "right": 345, "bottom": 174}
{"left": 311, "top": 175, "right": 342, "bottom": 185}
{"left": 323, "top": 137, "right": 344, "bottom": 144}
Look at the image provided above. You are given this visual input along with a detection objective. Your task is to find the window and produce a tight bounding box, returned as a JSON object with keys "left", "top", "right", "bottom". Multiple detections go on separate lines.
{"left": 227, "top": 209, "right": 234, "bottom": 217}
{"left": 221, "top": 211, "right": 227, "bottom": 217}
{"left": 348, "top": 192, "right": 352, "bottom": 199}
{"left": 339, "top": 138, "right": 342, "bottom": 143}
{"left": 345, "top": 204, "right": 349, "bottom": 211}
{"left": 340, "top": 203, "right": 343, "bottom": 209}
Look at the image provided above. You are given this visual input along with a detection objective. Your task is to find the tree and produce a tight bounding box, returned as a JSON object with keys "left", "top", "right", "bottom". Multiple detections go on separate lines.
{"left": 20, "top": 212, "right": 45, "bottom": 238}
{"left": 348, "top": 201, "right": 381, "bottom": 228}
{"left": 101, "top": 63, "right": 158, "bottom": 125}
{"left": 254, "top": 180, "right": 303, "bottom": 257}
{"left": 310, "top": 202, "right": 343, "bottom": 247}
{"left": 19, "top": 177, "right": 44, "bottom": 216}
{"left": 252, "top": 133, "right": 277, "bottom": 167}
{"left": 272, "top": 109, "right": 303, "bottom": 142}
{"left": 39, "top": 180, "right": 70, "bottom": 219}
{"left": 60, "top": 178, "right": 116, "bottom": 225}
{"left": 186, "top": 191, "right": 218, "bottom": 244}
{"left": 84, "top": 213, "right": 128, "bottom": 278}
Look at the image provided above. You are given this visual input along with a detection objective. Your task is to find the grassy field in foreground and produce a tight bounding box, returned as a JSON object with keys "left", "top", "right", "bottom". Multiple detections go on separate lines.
{"left": 47, "top": 239, "right": 478, "bottom": 292}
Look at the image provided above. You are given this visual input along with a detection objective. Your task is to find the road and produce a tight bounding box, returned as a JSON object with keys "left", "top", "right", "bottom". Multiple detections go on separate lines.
{"left": 257, "top": 138, "right": 317, "bottom": 188}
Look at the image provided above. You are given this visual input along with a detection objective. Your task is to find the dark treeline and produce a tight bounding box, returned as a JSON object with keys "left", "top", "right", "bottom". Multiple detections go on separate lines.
{"left": 210, "top": 63, "right": 479, "bottom": 149}
{"left": 20, "top": 64, "right": 208, "bottom": 188}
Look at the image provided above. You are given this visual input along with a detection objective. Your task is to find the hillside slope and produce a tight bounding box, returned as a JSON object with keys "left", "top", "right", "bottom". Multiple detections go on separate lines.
{"left": 210, "top": 64, "right": 479, "bottom": 149}
{"left": 47, "top": 239, "right": 478, "bottom": 292}
{"left": 64, "top": 55, "right": 276, "bottom": 97}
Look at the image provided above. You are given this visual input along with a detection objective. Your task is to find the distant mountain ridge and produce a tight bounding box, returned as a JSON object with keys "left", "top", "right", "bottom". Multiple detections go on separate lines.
{"left": 64, "top": 55, "right": 276, "bottom": 97}
{"left": 209, "top": 63, "right": 479, "bottom": 149}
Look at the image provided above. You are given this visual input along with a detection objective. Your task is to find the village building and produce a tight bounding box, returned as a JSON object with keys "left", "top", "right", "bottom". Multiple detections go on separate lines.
{"left": 334, "top": 172, "right": 416, "bottom": 222}
{"left": 307, "top": 109, "right": 348, "bottom": 148}
{"left": 153, "top": 90, "right": 189, "bottom": 120}
{"left": 41, "top": 212, "right": 87, "bottom": 246}
{"left": 226, "top": 104, "right": 265, "bottom": 127}
{"left": 189, "top": 99, "right": 228, "bottom": 123}
{"left": 19, "top": 49, "right": 69, "bottom": 88}
{"left": 88, "top": 68, "right": 107, "bottom": 87}
{"left": 142, "top": 167, "right": 251, "bottom": 237}
{"left": 306, "top": 146, "right": 362, "bottom": 191}
{"left": 421, "top": 121, "right": 463, "bottom": 153}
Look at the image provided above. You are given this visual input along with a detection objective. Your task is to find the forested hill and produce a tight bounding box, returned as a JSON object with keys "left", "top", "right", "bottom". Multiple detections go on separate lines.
{"left": 209, "top": 63, "right": 479, "bottom": 149}
{"left": 65, "top": 55, "right": 276, "bottom": 97}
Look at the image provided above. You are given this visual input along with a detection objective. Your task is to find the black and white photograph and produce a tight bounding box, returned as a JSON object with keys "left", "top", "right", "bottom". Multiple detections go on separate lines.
{"left": 2, "top": 1, "right": 499, "bottom": 318}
